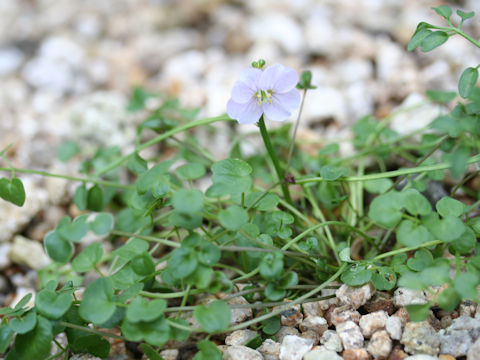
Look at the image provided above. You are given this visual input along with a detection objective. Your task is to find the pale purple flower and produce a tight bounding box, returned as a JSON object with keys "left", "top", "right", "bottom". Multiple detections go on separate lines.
{"left": 227, "top": 64, "right": 301, "bottom": 124}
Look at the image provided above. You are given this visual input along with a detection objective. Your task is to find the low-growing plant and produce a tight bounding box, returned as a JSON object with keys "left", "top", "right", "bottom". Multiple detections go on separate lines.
{"left": 0, "top": 5, "right": 479, "bottom": 359}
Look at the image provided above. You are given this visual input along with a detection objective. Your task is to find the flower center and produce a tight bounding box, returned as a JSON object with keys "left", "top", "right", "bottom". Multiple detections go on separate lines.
{"left": 254, "top": 89, "right": 273, "bottom": 106}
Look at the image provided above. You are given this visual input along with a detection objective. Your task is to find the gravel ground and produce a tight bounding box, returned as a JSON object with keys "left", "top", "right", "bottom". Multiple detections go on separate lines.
{"left": 1, "top": 0, "right": 480, "bottom": 359}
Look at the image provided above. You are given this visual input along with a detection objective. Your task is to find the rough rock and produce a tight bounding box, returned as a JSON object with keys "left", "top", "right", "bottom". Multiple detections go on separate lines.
{"left": 158, "top": 349, "right": 178, "bottom": 360}
{"left": 257, "top": 339, "right": 280, "bottom": 360}
{"left": 301, "top": 330, "right": 320, "bottom": 345}
{"left": 459, "top": 300, "right": 477, "bottom": 318}
{"left": 225, "top": 329, "right": 258, "bottom": 346}
{"left": 404, "top": 356, "right": 439, "bottom": 360}
{"left": 468, "top": 336, "right": 480, "bottom": 360}
{"left": 367, "top": 330, "right": 392, "bottom": 359}
{"left": 9, "top": 235, "right": 50, "bottom": 270}
{"left": 299, "top": 316, "right": 328, "bottom": 336}
{"left": 342, "top": 348, "right": 371, "bottom": 360}
{"left": 279, "top": 335, "right": 313, "bottom": 360}
{"left": 320, "top": 329, "right": 343, "bottom": 353}
{"left": 359, "top": 310, "right": 388, "bottom": 338}
{"left": 0, "top": 243, "right": 12, "bottom": 270}
{"left": 276, "top": 302, "right": 303, "bottom": 327}
{"left": 393, "top": 288, "right": 429, "bottom": 307}
{"left": 336, "top": 320, "right": 364, "bottom": 350}
{"left": 438, "top": 328, "right": 471, "bottom": 357}
{"left": 224, "top": 345, "right": 263, "bottom": 360}
{"left": 400, "top": 321, "right": 440, "bottom": 356}
{"left": 331, "top": 306, "right": 361, "bottom": 326}
{"left": 388, "top": 345, "right": 409, "bottom": 360}
{"left": 275, "top": 326, "right": 299, "bottom": 344}
{"left": 386, "top": 316, "right": 403, "bottom": 340}
{"left": 0, "top": 47, "right": 23, "bottom": 77}
{"left": 363, "top": 295, "right": 395, "bottom": 316}
{"left": 336, "top": 283, "right": 375, "bottom": 309}
{"left": 304, "top": 348, "right": 343, "bottom": 360}
{"left": 227, "top": 296, "right": 253, "bottom": 325}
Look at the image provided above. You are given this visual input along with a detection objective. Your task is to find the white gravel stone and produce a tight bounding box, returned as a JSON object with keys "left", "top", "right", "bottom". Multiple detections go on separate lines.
{"left": 257, "top": 339, "right": 280, "bottom": 360}
{"left": 336, "top": 283, "right": 375, "bottom": 309}
{"left": 404, "top": 355, "right": 439, "bottom": 360}
{"left": 304, "top": 348, "right": 343, "bottom": 360}
{"left": 277, "top": 303, "right": 303, "bottom": 327}
{"left": 299, "top": 316, "right": 328, "bottom": 336}
{"left": 275, "top": 326, "right": 299, "bottom": 343}
{"left": 393, "top": 287, "right": 429, "bottom": 307}
{"left": 400, "top": 321, "right": 440, "bottom": 356}
{"left": 224, "top": 345, "right": 263, "bottom": 360}
{"left": 468, "top": 336, "right": 480, "bottom": 360}
{"left": 335, "top": 320, "right": 364, "bottom": 350}
{"left": 159, "top": 349, "right": 178, "bottom": 360}
{"left": 359, "top": 310, "right": 388, "bottom": 338}
{"left": 225, "top": 329, "right": 258, "bottom": 346}
{"left": 386, "top": 316, "right": 403, "bottom": 340}
{"left": 367, "top": 330, "right": 391, "bottom": 359}
{"left": 0, "top": 243, "right": 12, "bottom": 270}
{"left": 279, "top": 335, "right": 314, "bottom": 360}
{"left": 320, "top": 330, "right": 343, "bottom": 352}
{"left": 9, "top": 235, "right": 50, "bottom": 270}
{"left": 0, "top": 47, "right": 23, "bottom": 77}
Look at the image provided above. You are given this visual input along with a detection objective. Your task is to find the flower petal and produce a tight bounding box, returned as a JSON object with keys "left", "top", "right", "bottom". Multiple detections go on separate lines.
{"left": 231, "top": 81, "right": 256, "bottom": 104}
{"left": 237, "top": 67, "right": 262, "bottom": 85}
{"left": 262, "top": 102, "right": 290, "bottom": 122}
{"left": 227, "top": 98, "right": 263, "bottom": 124}
{"left": 259, "top": 64, "right": 299, "bottom": 93}
{"left": 272, "top": 88, "right": 301, "bottom": 112}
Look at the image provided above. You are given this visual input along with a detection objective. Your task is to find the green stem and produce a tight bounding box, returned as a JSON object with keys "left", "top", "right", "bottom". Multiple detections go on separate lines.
{"left": 94, "top": 114, "right": 233, "bottom": 177}
{"left": 297, "top": 154, "right": 480, "bottom": 184}
{"left": 59, "top": 321, "right": 126, "bottom": 340}
{"left": 287, "top": 88, "right": 307, "bottom": 169}
{"left": 0, "top": 167, "right": 134, "bottom": 189}
{"left": 372, "top": 240, "right": 443, "bottom": 261}
{"left": 257, "top": 115, "right": 293, "bottom": 205}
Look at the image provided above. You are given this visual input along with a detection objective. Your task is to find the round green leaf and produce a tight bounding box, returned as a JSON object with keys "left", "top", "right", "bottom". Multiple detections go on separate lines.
{"left": 72, "top": 334, "right": 110, "bottom": 358}
{"left": 36, "top": 289, "right": 72, "bottom": 320}
{"left": 219, "top": 205, "right": 248, "bottom": 231}
{"left": 402, "top": 189, "right": 432, "bottom": 216}
{"left": 57, "top": 215, "right": 89, "bottom": 243}
{"left": 13, "top": 316, "right": 53, "bottom": 359}
{"left": 177, "top": 163, "right": 206, "bottom": 180}
{"left": 449, "top": 227, "right": 476, "bottom": 254}
{"left": 341, "top": 264, "right": 372, "bottom": 286}
{"left": 320, "top": 165, "right": 348, "bottom": 181}
{"left": 197, "top": 243, "right": 221, "bottom": 266}
{"left": 459, "top": 67, "right": 478, "bottom": 98}
{"left": 171, "top": 189, "right": 203, "bottom": 214}
{"left": 436, "top": 197, "right": 465, "bottom": 217}
{"left": 259, "top": 252, "right": 283, "bottom": 281}
{"left": 193, "top": 339, "right": 222, "bottom": 360}
{"left": 420, "top": 31, "right": 448, "bottom": 52}
{"left": 87, "top": 185, "right": 104, "bottom": 212}
{"left": 79, "top": 277, "right": 116, "bottom": 325}
{"left": 89, "top": 213, "right": 114, "bottom": 235}
{"left": 425, "top": 214, "right": 465, "bottom": 242}
{"left": 72, "top": 243, "right": 103, "bottom": 273}
{"left": 397, "top": 220, "right": 433, "bottom": 247}
{"left": 265, "top": 282, "right": 286, "bottom": 301}
{"left": 406, "top": 303, "right": 431, "bottom": 322}
{"left": 137, "top": 161, "right": 173, "bottom": 194}
{"left": 0, "top": 324, "right": 14, "bottom": 353}
{"left": 433, "top": 5, "right": 452, "bottom": 19}
{"left": 454, "top": 272, "right": 479, "bottom": 300}
{"left": 0, "top": 177, "right": 26, "bottom": 207}
{"left": 262, "top": 315, "right": 281, "bottom": 335}
{"left": 407, "top": 248, "right": 433, "bottom": 271}
{"left": 194, "top": 300, "right": 231, "bottom": 333}
{"left": 44, "top": 230, "right": 74, "bottom": 263}
{"left": 368, "top": 191, "right": 403, "bottom": 228}
{"left": 121, "top": 316, "right": 170, "bottom": 346}
{"left": 127, "top": 153, "right": 148, "bottom": 174}
{"left": 436, "top": 286, "right": 461, "bottom": 312}
{"left": 211, "top": 159, "right": 252, "bottom": 177}
{"left": 73, "top": 184, "right": 88, "bottom": 211}
{"left": 364, "top": 178, "right": 393, "bottom": 194}
{"left": 131, "top": 252, "right": 155, "bottom": 276}
{"left": 167, "top": 247, "right": 198, "bottom": 279}
{"left": 371, "top": 267, "right": 396, "bottom": 291}
{"left": 126, "top": 297, "right": 166, "bottom": 323}
{"left": 9, "top": 310, "right": 37, "bottom": 334}
{"left": 408, "top": 29, "right": 432, "bottom": 51}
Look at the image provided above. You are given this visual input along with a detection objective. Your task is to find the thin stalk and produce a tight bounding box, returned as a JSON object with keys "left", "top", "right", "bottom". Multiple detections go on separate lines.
{"left": 373, "top": 240, "right": 443, "bottom": 261}
{"left": 297, "top": 153, "right": 480, "bottom": 184}
{"left": 257, "top": 115, "right": 293, "bottom": 205}
{"left": 0, "top": 167, "right": 134, "bottom": 189}
{"left": 59, "top": 322, "right": 126, "bottom": 340}
{"left": 94, "top": 114, "right": 233, "bottom": 177}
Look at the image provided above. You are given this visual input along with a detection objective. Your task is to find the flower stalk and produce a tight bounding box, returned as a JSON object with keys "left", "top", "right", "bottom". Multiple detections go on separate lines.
{"left": 258, "top": 115, "right": 293, "bottom": 205}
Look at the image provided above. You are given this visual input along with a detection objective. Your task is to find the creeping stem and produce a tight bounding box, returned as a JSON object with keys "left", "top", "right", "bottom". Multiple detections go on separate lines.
{"left": 257, "top": 115, "right": 293, "bottom": 205}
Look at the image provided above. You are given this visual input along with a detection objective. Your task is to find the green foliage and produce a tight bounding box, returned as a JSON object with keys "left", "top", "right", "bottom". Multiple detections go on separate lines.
{"left": 2, "top": 6, "right": 480, "bottom": 356}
